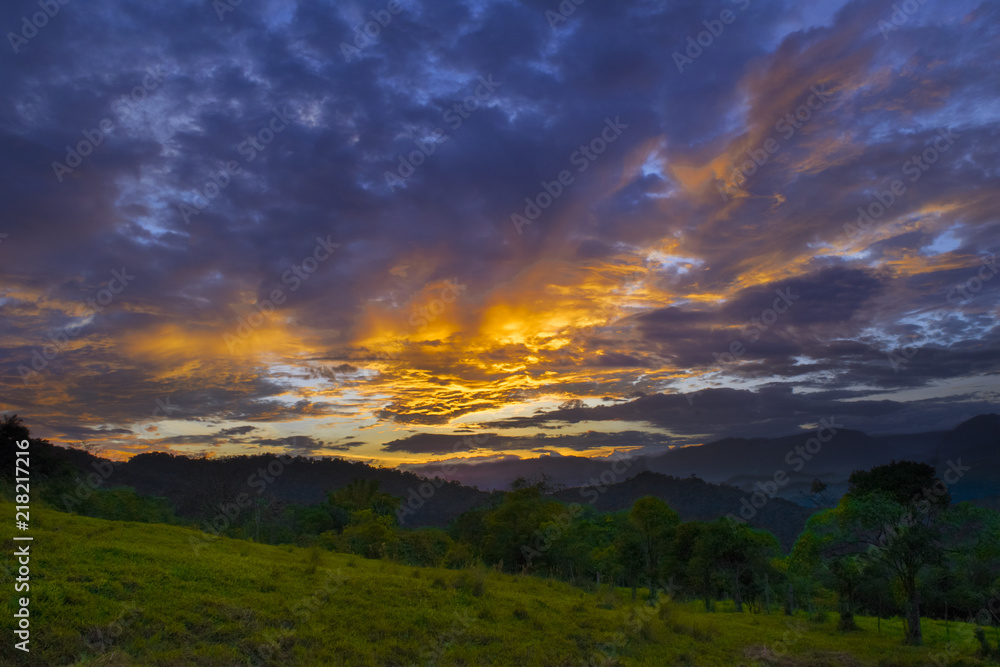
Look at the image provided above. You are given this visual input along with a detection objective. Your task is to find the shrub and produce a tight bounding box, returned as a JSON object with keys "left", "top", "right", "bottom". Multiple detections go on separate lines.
{"left": 810, "top": 609, "right": 830, "bottom": 624}
{"left": 451, "top": 567, "right": 486, "bottom": 597}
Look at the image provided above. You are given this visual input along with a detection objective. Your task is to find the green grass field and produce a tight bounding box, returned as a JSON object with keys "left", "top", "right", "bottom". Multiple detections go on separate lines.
{"left": 2, "top": 502, "right": 997, "bottom": 666}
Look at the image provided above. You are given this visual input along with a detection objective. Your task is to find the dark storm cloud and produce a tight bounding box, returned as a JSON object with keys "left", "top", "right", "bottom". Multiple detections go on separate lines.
{"left": 483, "top": 385, "right": 1000, "bottom": 447}
{"left": 382, "top": 429, "right": 666, "bottom": 454}
{"left": 256, "top": 435, "right": 339, "bottom": 456}
{"left": 217, "top": 425, "right": 258, "bottom": 437}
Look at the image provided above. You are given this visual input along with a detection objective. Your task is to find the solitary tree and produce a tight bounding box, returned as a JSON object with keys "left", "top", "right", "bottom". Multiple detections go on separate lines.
{"left": 808, "top": 461, "right": 950, "bottom": 644}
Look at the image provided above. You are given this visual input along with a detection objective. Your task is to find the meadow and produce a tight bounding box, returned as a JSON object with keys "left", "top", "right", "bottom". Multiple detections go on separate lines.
{"left": 3, "top": 502, "right": 996, "bottom": 666}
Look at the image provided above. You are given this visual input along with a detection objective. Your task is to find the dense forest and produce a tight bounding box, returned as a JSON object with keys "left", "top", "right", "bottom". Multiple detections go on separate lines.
{"left": 3, "top": 414, "right": 1000, "bottom": 652}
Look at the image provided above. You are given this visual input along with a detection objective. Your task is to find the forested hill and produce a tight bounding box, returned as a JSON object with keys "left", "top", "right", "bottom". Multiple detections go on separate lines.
{"left": 113, "top": 451, "right": 494, "bottom": 527}
{"left": 19, "top": 415, "right": 997, "bottom": 548}
{"left": 5, "top": 422, "right": 821, "bottom": 545}
{"left": 0, "top": 429, "right": 490, "bottom": 528}
{"left": 553, "top": 472, "right": 816, "bottom": 550}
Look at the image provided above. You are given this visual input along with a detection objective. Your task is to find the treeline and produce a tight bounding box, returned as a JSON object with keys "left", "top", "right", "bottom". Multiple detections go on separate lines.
{"left": 3, "top": 415, "right": 1000, "bottom": 649}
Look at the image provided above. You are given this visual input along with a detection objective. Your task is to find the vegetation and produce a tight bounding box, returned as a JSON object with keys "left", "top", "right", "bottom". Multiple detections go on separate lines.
{"left": 4, "top": 415, "right": 1000, "bottom": 664}
{"left": 2, "top": 503, "right": 998, "bottom": 666}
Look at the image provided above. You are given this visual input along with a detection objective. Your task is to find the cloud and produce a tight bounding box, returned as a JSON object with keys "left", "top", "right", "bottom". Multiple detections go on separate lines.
{"left": 0, "top": 0, "right": 996, "bottom": 464}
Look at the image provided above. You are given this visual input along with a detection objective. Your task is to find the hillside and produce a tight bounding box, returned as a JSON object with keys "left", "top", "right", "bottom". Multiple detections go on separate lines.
{"left": 113, "top": 451, "right": 492, "bottom": 527}
{"left": 2, "top": 503, "right": 994, "bottom": 666}
{"left": 0, "top": 436, "right": 491, "bottom": 528}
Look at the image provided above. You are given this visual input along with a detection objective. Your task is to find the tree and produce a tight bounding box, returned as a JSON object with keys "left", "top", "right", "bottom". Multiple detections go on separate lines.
{"left": 328, "top": 479, "right": 400, "bottom": 520}
{"left": 800, "top": 478, "right": 834, "bottom": 508}
{"left": 479, "top": 483, "right": 563, "bottom": 572}
{"left": 340, "top": 509, "right": 399, "bottom": 559}
{"left": 690, "top": 519, "right": 780, "bottom": 613}
{"left": 610, "top": 512, "right": 647, "bottom": 600}
{"left": 828, "top": 555, "right": 862, "bottom": 630}
{"left": 809, "top": 461, "right": 950, "bottom": 644}
{"left": 721, "top": 522, "right": 780, "bottom": 613}
{"left": 629, "top": 496, "right": 679, "bottom": 603}
{"left": 666, "top": 521, "right": 707, "bottom": 603}
{"left": 540, "top": 505, "right": 605, "bottom": 582}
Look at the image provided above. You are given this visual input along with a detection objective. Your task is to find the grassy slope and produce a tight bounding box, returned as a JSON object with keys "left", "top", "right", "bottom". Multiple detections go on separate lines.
{"left": 1, "top": 503, "right": 996, "bottom": 666}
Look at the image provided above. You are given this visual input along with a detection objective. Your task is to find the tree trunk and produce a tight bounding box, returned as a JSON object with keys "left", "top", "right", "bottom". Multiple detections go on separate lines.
{"left": 906, "top": 589, "right": 922, "bottom": 645}
{"left": 733, "top": 572, "right": 743, "bottom": 613}
{"left": 784, "top": 583, "right": 795, "bottom": 616}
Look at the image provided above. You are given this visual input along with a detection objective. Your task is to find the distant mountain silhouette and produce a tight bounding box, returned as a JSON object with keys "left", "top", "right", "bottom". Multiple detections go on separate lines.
{"left": 8, "top": 414, "right": 996, "bottom": 549}
{"left": 552, "top": 471, "right": 815, "bottom": 550}
{"left": 642, "top": 414, "right": 1000, "bottom": 504}
{"left": 422, "top": 414, "right": 1000, "bottom": 506}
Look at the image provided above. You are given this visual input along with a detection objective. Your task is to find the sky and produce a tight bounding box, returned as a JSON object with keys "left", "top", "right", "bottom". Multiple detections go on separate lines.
{"left": 0, "top": 0, "right": 997, "bottom": 472}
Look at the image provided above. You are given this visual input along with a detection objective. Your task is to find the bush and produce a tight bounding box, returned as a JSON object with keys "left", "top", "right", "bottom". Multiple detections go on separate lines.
{"left": 452, "top": 567, "right": 486, "bottom": 597}
{"left": 597, "top": 586, "right": 618, "bottom": 610}
{"left": 397, "top": 528, "right": 452, "bottom": 567}
{"left": 810, "top": 608, "right": 830, "bottom": 624}
{"left": 443, "top": 541, "right": 475, "bottom": 569}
